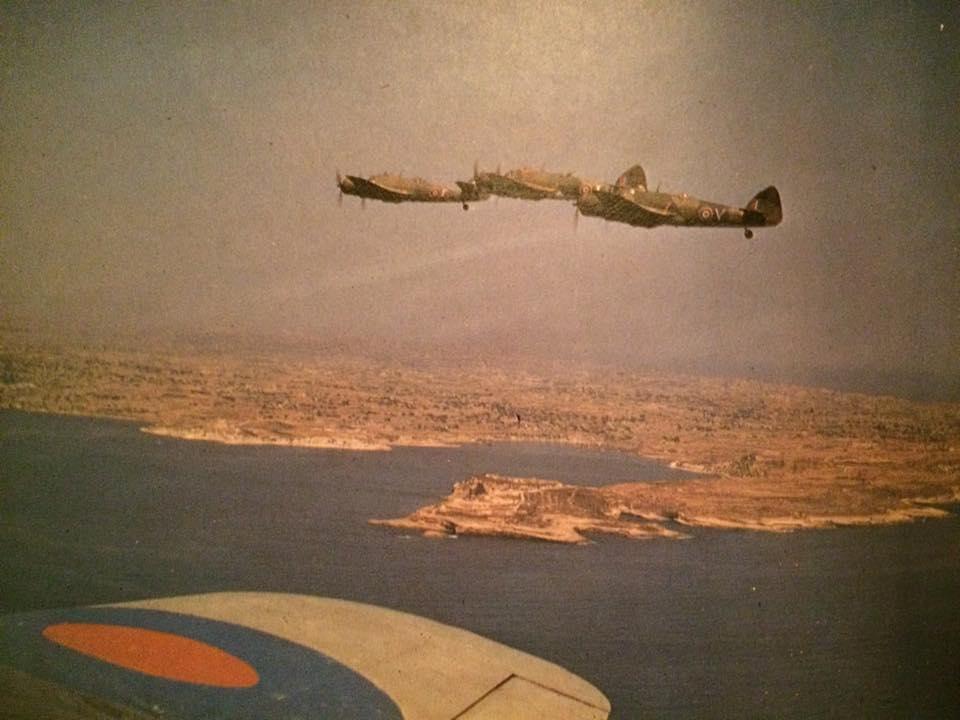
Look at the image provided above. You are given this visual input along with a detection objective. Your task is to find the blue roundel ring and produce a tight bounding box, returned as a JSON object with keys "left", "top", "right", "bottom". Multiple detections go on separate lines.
{"left": 0, "top": 606, "right": 402, "bottom": 719}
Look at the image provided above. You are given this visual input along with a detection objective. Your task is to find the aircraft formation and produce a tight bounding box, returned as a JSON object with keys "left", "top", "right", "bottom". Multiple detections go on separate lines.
{"left": 337, "top": 163, "right": 782, "bottom": 238}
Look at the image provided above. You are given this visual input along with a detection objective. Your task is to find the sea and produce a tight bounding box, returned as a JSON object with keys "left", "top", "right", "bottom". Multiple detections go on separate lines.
{"left": 1, "top": 409, "right": 958, "bottom": 718}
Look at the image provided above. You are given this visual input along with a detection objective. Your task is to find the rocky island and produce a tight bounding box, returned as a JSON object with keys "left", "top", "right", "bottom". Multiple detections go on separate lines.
{"left": 373, "top": 470, "right": 955, "bottom": 544}
{"left": 372, "top": 474, "right": 691, "bottom": 543}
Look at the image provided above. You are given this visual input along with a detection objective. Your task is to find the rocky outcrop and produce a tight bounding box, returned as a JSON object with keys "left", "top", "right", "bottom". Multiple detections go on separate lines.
{"left": 373, "top": 473, "right": 960, "bottom": 544}
{"left": 371, "top": 474, "right": 689, "bottom": 543}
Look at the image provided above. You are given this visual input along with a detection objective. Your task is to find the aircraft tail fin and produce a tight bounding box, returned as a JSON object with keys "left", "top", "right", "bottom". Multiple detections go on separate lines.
{"left": 615, "top": 164, "right": 647, "bottom": 191}
{"left": 744, "top": 186, "right": 782, "bottom": 226}
{"left": 456, "top": 180, "right": 488, "bottom": 202}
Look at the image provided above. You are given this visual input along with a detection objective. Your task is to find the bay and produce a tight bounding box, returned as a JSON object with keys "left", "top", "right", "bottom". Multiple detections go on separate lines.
{"left": 1, "top": 410, "right": 957, "bottom": 717}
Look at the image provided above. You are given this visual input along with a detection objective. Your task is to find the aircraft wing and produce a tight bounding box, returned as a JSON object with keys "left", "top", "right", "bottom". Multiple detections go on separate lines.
{"left": 593, "top": 189, "right": 674, "bottom": 227}
{"left": 1, "top": 592, "right": 610, "bottom": 719}
{"left": 492, "top": 176, "right": 563, "bottom": 199}
{"left": 345, "top": 175, "right": 413, "bottom": 203}
{"left": 514, "top": 178, "right": 558, "bottom": 193}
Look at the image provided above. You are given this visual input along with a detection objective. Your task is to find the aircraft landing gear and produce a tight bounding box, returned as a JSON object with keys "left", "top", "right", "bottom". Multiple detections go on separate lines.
{"left": 462, "top": 203, "right": 469, "bottom": 211}
{"left": 744, "top": 228, "right": 754, "bottom": 239}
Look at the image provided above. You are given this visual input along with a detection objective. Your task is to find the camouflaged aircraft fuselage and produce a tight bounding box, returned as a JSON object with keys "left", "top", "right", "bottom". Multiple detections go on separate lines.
{"left": 337, "top": 162, "right": 781, "bottom": 236}
{"left": 577, "top": 176, "right": 782, "bottom": 237}
{"left": 474, "top": 167, "right": 596, "bottom": 201}
{"left": 337, "top": 172, "right": 488, "bottom": 208}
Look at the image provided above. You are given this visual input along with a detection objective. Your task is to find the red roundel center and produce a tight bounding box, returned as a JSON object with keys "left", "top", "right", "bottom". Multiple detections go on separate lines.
{"left": 43, "top": 623, "right": 260, "bottom": 688}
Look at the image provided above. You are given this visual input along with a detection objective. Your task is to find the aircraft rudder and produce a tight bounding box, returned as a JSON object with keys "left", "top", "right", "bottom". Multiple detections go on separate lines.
{"left": 616, "top": 164, "right": 647, "bottom": 191}
{"left": 746, "top": 185, "right": 782, "bottom": 226}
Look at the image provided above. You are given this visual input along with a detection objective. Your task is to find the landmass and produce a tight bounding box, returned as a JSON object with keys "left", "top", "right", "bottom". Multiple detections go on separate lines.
{"left": 371, "top": 472, "right": 954, "bottom": 544}
{"left": 371, "top": 475, "right": 692, "bottom": 543}
{"left": 2, "top": 330, "right": 958, "bottom": 542}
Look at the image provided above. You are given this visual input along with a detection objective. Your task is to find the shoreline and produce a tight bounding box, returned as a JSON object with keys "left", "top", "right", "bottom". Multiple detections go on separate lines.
{"left": 371, "top": 473, "right": 960, "bottom": 544}
{"left": 2, "top": 342, "right": 958, "bottom": 543}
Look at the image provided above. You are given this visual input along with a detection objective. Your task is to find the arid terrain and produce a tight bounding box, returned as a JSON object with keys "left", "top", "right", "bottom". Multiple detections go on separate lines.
{"left": 2, "top": 332, "right": 958, "bottom": 542}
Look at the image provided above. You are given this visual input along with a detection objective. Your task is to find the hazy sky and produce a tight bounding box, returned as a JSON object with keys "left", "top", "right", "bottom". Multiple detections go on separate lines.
{"left": 2, "top": 2, "right": 958, "bottom": 398}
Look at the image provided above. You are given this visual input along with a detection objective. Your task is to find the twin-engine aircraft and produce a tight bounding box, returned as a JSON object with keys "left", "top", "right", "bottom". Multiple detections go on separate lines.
{"left": 576, "top": 164, "right": 782, "bottom": 238}
{"left": 337, "top": 172, "right": 488, "bottom": 210}
{"left": 338, "top": 162, "right": 782, "bottom": 237}
{"left": 472, "top": 165, "right": 594, "bottom": 201}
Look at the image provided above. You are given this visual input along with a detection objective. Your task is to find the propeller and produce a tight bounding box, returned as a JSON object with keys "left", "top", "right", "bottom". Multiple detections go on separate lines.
{"left": 573, "top": 204, "right": 579, "bottom": 232}
{"left": 336, "top": 170, "right": 343, "bottom": 207}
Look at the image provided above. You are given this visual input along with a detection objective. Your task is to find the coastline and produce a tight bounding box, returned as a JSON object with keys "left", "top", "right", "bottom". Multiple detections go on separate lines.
{"left": 2, "top": 340, "right": 958, "bottom": 543}
{"left": 370, "top": 473, "right": 959, "bottom": 544}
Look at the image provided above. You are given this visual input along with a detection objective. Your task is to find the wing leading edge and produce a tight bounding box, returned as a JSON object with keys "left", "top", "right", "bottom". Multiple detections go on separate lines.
{"left": 344, "top": 175, "right": 412, "bottom": 203}
{"left": 590, "top": 189, "right": 675, "bottom": 227}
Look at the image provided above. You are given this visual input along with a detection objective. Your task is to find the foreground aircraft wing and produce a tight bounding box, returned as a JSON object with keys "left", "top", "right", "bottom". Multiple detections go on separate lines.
{"left": 345, "top": 175, "right": 413, "bottom": 203}
{"left": 0, "top": 592, "right": 610, "bottom": 719}
{"left": 593, "top": 189, "right": 675, "bottom": 227}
